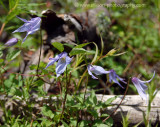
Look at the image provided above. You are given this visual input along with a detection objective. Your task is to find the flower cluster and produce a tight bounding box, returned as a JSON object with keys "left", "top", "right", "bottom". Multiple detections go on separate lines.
{"left": 45, "top": 52, "right": 155, "bottom": 103}
{"left": 5, "top": 15, "right": 155, "bottom": 103}
{"left": 87, "top": 65, "right": 126, "bottom": 88}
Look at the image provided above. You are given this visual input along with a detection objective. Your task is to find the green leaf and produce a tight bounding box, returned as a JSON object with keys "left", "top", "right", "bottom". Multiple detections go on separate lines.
{"left": 96, "top": 124, "right": 108, "bottom": 127}
{"left": 41, "top": 118, "right": 53, "bottom": 126}
{"left": 12, "top": 122, "right": 19, "bottom": 127}
{"left": 61, "top": 120, "right": 70, "bottom": 127}
{"left": 5, "top": 0, "right": 19, "bottom": 24}
{"left": 63, "top": 43, "right": 75, "bottom": 48}
{"left": 29, "top": 64, "right": 37, "bottom": 70}
{"left": 70, "top": 48, "right": 94, "bottom": 56}
{"left": 0, "top": 0, "right": 8, "bottom": 11}
{"left": 9, "top": 0, "right": 19, "bottom": 10}
{"left": 74, "top": 42, "right": 91, "bottom": 48}
{"left": 100, "top": 34, "right": 104, "bottom": 57}
{"left": 93, "top": 119, "right": 113, "bottom": 127}
{"left": 53, "top": 113, "right": 61, "bottom": 122}
{"left": 0, "top": 44, "right": 5, "bottom": 50}
{"left": 79, "top": 120, "right": 90, "bottom": 127}
{"left": 0, "top": 59, "right": 4, "bottom": 63}
{"left": 22, "top": 87, "right": 30, "bottom": 100}
{"left": 103, "top": 117, "right": 113, "bottom": 127}
{"left": 87, "top": 109, "right": 98, "bottom": 118}
{"left": 71, "top": 103, "right": 82, "bottom": 109}
{"left": 91, "top": 42, "right": 98, "bottom": 63}
{"left": 5, "top": 8, "right": 21, "bottom": 24}
{"left": 9, "top": 0, "right": 15, "bottom": 10}
{"left": 106, "top": 49, "right": 117, "bottom": 56}
{"left": 41, "top": 105, "right": 54, "bottom": 119}
{"left": 121, "top": 112, "right": 130, "bottom": 127}
{"left": 23, "top": 3, "right": 46, "bottom": 7}
{"left": 6, "top": 49, "right": 21, "bottom": 61}
{"left": 70, "top": 48, "right": 86, "bottom": 56}
{"left": 52, "top": 42, "right": 64, "bottom": 52}
{"left": 0, "top": 50, "right": 3, "bottom": 57}
{"left": 155, "top": 0, "right": 160, "bottom": 10}
{"left": 9, "top": 87, "right": 22, "bottom": 97}
{"left": 69, "top": 118, "right": 77, "bottom": 127}
{"left": 90, "top": 90, "right": 97, "bottom": 105}
{"left": 104, "top": 96, "right": 118, "bottom": 106}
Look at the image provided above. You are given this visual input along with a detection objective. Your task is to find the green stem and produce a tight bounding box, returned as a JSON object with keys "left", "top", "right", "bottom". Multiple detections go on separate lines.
{"left": 75, "top": 56, "right": 88, "bottom": 93}
{"left": 0, "top": 69, "right": 5, "bottom": 92}
{"left": 36, "top": 29, "right": 43, "bottom": 75}
{"left": 83, "top": 75, "right": 88, "bottom": 102}
{"left": 59, "top": 68, "right": 68, "bottom": 123}
{"left": 146, "top": 92, "right": 152, "bottom": 126}
{"left": 18, "top": 43, "right": 25, "bottom": 86}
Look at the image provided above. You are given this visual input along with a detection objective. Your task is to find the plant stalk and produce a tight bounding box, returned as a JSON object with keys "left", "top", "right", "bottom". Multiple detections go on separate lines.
{"left": 36, "top": 29, "right": 43, "bottom": 75}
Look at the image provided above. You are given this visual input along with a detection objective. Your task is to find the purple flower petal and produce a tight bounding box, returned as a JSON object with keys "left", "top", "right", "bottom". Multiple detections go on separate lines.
{"left": 87, "top": 65, "right": 125, "bottom": 88}
{"left": 59, "top": 52, "right": 67, "bottom": 59}
{"left": 17, "top": 16, "right": 28, "bottom": 22}
{"left": 12, "top": 16, "right": 41, "bottom": 43}
{"left": 110, "top": 75, "right": 124, "bottom": 89}
{"left": 45, "top": 52, "right": 72, "bottom": 77}
{"left": 5, "top": 38, "right": 18, "bottom": 46}
{"left": 22, "top": 33, "right": 29, "bottom": 43}
{"left": 87, "top": 65, "right": 98, "bottom": 79}
{"left": 131, "top": 72, "right": 155, "bottom": 102}
{"left": 140, "top": 71, "right": 155, "bottom": 83}
{"left": 90, "top": 65, "right": 110, "bottom": 75}
{"left": 108, "top": 69, "right": 126, "bottom": 88}
{"left": 66, "top": 56, "right": 73, "bottom": 64}
{"left": 45, "top": 57, "right": 59, "bottom": 69}
{"left": 132, "top": 77, "right": 147, "bottom": 100}
{"left": 139, "top": 81, "right": 148, "bottom": 91}
{"left": 28, "top": 17, "right": 41, "bottom": 34}
{"left": 56, "top": 53, "right": 72, "bottom": 77}
{"left": 13, "top": 23, "right": 31, "bottom": 33}
{"left": 56, "top": 59, "right": 68, "bottom": 77}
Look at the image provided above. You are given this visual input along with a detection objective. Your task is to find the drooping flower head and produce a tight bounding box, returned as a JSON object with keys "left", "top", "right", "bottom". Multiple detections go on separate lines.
{"left": 87, "top": 65, "right": 126, "bottom": 88}
{"left": 131, "top": 71, "right": 155, "bottom": 101}
{"left": 13, "top": 16, "right": 41, "bottom": 43}
{"left": 5, "top": 38, "right": 18, "bottom": 47}
{"left": 45, "top": 52, "right": 73, "bottom": 77}
{"left": 87, "top": 65, "right": 110, "bottom": 79}
{"left": 108, "top": 69, "right": 126, "bottom": 88}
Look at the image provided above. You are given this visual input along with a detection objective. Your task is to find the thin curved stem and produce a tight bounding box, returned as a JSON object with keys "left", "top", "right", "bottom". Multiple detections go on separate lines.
{"left": 0, "top": 23, "right": 5, "bottom": 37}
{"left": 102, "top": 79, "right": 129, "bottom": 122}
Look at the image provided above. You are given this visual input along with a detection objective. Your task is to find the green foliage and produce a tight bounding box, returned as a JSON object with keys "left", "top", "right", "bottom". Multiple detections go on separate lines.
{"left": 52, "top": 42, "right": 64, "bottom": 52}
{"left": 121, "top": 113, "right": 130, "bottom": 127}
{"left": 4, "top": 0, "right": 20, "bottom": 24}
{"left": 69, "top": 42, "right": 95, "bottom": 56}
{"left": 41, "top": 105, "right": 54, "bottom": 119}
{"left": 70, "top": 47, "right": 95, "bottom": 56}
{"left": 74, "top": 42, "right": 91, "bottom": 48}
{"left": 6, "top": 49, "right": 21, "bottom": 61}
{"left": 0, "top": 0, "right": 159, "bottom": 127}
{"left": 92, "top": 42, "right": 99, "bottom": 63}
{"left": 0, "top": 50, "right": 3, "bottom": 57}
{"left": 9, "top": 0, "right": 19, "bottom": 10}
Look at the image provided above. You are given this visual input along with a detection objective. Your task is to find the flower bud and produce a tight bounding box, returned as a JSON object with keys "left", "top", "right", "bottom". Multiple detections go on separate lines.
{"left": 5, "top": 38, "right": 18, "bottom": 46}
